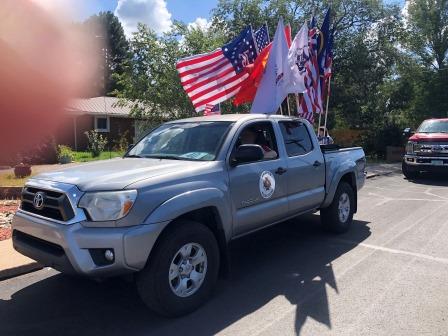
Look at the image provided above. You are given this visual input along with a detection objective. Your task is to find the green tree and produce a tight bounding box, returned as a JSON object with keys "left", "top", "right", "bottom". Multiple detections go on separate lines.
{"left": 82, "top": 11, "right": 129, "bottom": 96}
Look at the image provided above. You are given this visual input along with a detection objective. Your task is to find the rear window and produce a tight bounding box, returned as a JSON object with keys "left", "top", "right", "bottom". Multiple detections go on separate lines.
{"left": 279, "top": 121, "right": 313, "bottom": 156}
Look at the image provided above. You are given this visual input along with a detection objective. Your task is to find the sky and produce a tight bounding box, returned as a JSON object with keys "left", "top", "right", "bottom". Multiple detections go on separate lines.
{"left": 32, "top": 0, "right": 219, "bottom": 35}
{"left": 32, "top": 0, "right": 404, "bottom": 36}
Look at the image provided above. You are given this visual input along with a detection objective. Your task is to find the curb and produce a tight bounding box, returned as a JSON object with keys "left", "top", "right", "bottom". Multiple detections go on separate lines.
{"left": 0, "top": 262, "right": 43, "bottom": 281}
{"left": 366, "top": 170, "right": 402, "bottom": 179}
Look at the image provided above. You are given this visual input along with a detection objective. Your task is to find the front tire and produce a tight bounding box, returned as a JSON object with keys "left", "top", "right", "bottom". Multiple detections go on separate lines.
{"left": 402, "top": 160, "right": 419, "bottom": 179}
{"left": 136, "top": 220, "right": 220, "bottom": 317}
{"left": 321, "top": 181, "right": 355, "bottom": 234}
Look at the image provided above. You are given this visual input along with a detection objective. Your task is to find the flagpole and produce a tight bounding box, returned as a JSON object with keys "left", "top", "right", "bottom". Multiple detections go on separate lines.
{"left": 323, "top": 77, "right": 331, "bottom": 136}
{"left": 318, "top": 107, "right": 322, "bottom": 131}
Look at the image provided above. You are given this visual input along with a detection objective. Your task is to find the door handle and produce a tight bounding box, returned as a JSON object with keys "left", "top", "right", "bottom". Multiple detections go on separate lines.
{"left": 313, "top": 161, "right": 322, "bottom": 167}
{"left": 275, "top": 167, "right": 288, "bottom": 175}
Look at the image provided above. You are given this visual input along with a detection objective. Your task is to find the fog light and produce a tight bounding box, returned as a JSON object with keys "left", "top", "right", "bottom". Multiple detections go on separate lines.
{"left": 104, "top": 249, "right": 114, "bottom": 261}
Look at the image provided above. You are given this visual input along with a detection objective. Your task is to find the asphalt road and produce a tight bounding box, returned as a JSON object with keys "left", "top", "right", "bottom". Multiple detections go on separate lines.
{"left": 1, "top": 172, "right": 448, "bottom": 336}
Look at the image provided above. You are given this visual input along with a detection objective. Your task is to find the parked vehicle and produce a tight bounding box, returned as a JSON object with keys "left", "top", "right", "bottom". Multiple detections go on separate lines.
{"left": 12, "top": 114, "right": 366, "bottom": 316}
{"left": 403, "top": 118, "right": 448, "bottom": 179}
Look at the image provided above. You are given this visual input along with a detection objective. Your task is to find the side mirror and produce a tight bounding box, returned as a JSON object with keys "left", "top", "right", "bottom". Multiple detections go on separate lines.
{"left": 403, "top": 128, "right": 414, "bottom": 137}
{"left": 230, "top": 144, "right": 264, "bottom": 166}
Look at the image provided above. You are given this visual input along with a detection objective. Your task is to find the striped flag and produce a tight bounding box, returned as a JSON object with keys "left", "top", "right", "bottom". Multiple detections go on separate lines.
{"left": 298, "top": 18, "right": 323, "bottom": 123}
{"left": 176, "top": 27, "right": 258, "bottom": 112}
{"left": 203, "top": 103, "right": 221, "bottom": 116}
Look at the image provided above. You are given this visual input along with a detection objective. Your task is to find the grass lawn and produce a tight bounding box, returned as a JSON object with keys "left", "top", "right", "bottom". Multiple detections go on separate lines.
{"left": 0, "top": 172, "right": 33, "bottom": 187}
{"left": 72, "top": 151, "right": 124, "bottom": 162}
{"left": 0, "top": 151, "right": 124, "bottom": 187}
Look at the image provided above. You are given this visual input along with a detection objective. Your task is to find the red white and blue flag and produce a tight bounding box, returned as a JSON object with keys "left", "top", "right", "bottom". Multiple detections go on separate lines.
{"left": 203, "top": 103, "right": 221, "bottom": 116}
{"left": 254, "top": 24, "right": 270, "bottom": 53}
{"left": 297, "top": 18, "right": 323, "bottom": 123}
{"left": 318, "top": 8, "right": 334, "bottom": 99}
{"left": 176, "top": 27, "right": 259, "bottom": 112}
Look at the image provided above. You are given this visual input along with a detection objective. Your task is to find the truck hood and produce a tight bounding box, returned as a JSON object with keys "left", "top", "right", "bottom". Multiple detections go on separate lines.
{"left": 410, "top": 133, "right": 448, "bottom": 142}
{"left": 32, "top": 158, "right": 210, "bottom": 191}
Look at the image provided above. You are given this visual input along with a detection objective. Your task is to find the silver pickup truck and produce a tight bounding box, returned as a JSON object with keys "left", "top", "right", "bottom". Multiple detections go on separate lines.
{"left": 12, "top": 114, "right": 365, "bottom": 316}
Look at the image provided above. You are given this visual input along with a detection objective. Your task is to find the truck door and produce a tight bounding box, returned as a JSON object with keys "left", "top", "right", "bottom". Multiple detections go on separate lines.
{"left": 228, "top": 120, "right": 288, "bottom": 237}
{"left": 278, "top": 120, "right": 325, "bottom": 214}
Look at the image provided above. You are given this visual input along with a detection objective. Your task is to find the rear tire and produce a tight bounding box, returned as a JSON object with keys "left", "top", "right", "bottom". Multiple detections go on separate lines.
{"left": 136, "top": 220, "right": 220, "bottom": 317}
{"left": 321, "top": 181, "right": 354, "bottom": 234}
{"left": 402, "top": 160, "right": 419, "bottom": 179}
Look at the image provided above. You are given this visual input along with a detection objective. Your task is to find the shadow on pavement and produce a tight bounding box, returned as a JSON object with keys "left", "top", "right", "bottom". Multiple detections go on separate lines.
{"left": 406, "top": 173, "right": 448, "bottom": 187}
{"left": 0, "top": 214, "right": 371, "bottom": 336}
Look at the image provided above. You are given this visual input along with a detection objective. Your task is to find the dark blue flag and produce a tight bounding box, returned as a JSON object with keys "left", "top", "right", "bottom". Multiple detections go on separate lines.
{"left": 222, "top": 26, "right": 258, "bottom": 74}
{"left": 254, "top": 24, "right": 270, "bottom": 53}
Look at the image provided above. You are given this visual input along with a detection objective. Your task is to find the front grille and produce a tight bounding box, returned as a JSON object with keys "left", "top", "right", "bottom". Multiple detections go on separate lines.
{"left": 416, "top": 152, "right": 448, "bottom": 157}
{"left": 21, "top": 187, "right": 75, "bottom": 221}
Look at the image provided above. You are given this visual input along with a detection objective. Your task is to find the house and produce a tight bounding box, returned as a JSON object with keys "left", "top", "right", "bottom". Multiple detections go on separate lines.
{"left": 56, "top": 96, "right": 136, "bottom": 151}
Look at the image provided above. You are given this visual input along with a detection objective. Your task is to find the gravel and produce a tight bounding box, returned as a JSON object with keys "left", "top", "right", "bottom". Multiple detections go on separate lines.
{"left": 0, "top": 200, "right": 19, "bottom": 241}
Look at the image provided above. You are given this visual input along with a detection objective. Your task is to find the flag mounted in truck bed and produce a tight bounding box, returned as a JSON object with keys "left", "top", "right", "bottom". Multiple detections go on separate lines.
{"left": 176, "top": 26, "right": 264, "bottom": 112}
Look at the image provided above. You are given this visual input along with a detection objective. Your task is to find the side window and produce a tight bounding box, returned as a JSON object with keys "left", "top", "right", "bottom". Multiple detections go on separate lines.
{"left": 279, "top": 121, "right": 313, "bottom": 157}
{"left": 235, "top": 121, "right": 279, "bottom": 162}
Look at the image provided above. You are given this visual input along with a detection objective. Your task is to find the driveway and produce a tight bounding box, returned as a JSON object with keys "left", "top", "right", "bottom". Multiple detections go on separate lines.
{"left": 1, "top": 172, "right": 448, "bottom": 335}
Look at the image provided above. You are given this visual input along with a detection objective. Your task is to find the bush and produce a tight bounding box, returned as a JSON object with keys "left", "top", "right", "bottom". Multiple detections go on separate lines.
{"left": 57, "top": 145, "right": 74, "bottom": 164}
{"left": 18, "top": 137, "right": 58, "bottom": 165}
{"left": 85, "top": 131, "right": 108, "bottom": 157}
{"left": 114, "top": 130, "right": 130, "bottom": 152}
{"left": 360, "top": 123, "right": 405, "bottom": 159}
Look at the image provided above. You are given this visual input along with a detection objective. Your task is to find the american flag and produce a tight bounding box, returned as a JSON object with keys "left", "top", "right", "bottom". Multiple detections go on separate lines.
{"left": 318, "top": 8, "right": 334, "bottom": 101}
{"left": 203, "top": 103, "right": 221, "bottom": 116}
{"left": 298, "top": 17, "right": 323, "bottom": 123}
{"left": 176, "top": 27, "right": 258, "bottom": 112}
{"left": 254, "top": 24, "right": 270, "bottom": 53}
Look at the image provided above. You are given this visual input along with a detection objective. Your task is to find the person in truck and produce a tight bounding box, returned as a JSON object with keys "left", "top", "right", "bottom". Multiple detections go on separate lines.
{"left": 240, "top": 127, "right": 278, "bottom": 159}
{"left": 318, "top": 126, "right": 334, "bottom": 145}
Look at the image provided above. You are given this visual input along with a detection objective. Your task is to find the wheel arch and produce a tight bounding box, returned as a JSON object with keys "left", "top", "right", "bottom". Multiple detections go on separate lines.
{"left": 146, "top": 206, "right": 231, "bottom": 278}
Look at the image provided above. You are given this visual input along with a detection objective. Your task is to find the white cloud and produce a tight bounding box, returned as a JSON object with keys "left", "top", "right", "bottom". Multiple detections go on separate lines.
{"left": 188, "top": 17, "right": 211, "bottom": 31}
{"left": 115, "top": 0, "right": 172, "bottom": 36}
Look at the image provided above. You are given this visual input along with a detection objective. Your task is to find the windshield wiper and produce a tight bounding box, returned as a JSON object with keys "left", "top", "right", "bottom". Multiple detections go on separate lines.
{"left": 144, "top": 155, "right": 184, "bottom": 160}
{"left": 124, "top": 154, "right": 143, "bottom": 158}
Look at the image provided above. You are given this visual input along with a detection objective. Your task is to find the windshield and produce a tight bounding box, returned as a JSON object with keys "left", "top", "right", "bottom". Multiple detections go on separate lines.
{"left": 417, "top": 120, "right": 448, "bottom": 133}
{"left": 127, "top": 121, "right": 233, "bottom": 161}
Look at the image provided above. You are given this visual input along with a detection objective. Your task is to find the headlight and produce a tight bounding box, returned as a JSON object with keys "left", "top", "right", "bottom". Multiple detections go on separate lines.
{"left": 406, "top": 141, "right": 416, "bottom": 154}
{"left": 79, "top": 190, "right": 137, "bottom": 221}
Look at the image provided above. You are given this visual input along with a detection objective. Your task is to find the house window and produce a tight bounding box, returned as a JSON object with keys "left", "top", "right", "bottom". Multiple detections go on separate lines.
{"left": 95, "top": 116, "right": 109, "bottom": 132}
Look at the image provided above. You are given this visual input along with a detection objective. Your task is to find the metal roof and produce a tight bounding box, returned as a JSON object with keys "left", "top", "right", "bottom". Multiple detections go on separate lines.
{"left": 66, "top": 97, "right": 133, "bottom": 117}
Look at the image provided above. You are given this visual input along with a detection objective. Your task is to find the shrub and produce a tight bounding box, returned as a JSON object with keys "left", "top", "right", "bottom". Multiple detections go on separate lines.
{"left": 57, "top": 145, "right": 74, "bottom": 164}
{"left": 19, "top": 137, "right": 58, "bottom": 165}
{"left": 114, "top": 130, "right": 130, "bottom": 152}
{"left": 360, "top": 123, "right": 405, "bottom": 158}
{"left": 85, "top": 131, "right": 107, "bottom": 157}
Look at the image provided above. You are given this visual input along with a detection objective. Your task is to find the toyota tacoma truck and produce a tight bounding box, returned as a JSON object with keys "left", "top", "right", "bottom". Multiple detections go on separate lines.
{"left": 403, "top": 118, "right": 448, "bottom": 178}
{"left": 13, "top": 114, "right": 366, "bottom": 316}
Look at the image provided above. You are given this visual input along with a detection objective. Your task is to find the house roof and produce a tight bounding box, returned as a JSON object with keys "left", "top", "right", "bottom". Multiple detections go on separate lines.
{"left": 66, "top": 97, "right": 133, "bottom": 117}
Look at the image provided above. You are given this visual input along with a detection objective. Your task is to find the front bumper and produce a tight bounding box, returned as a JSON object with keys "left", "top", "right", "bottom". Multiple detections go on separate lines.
{"left": 12, "top": 211, "right": 167, "bottom": 277}
{"left": 404, "top": 154, "right": 448, "bottom": 168}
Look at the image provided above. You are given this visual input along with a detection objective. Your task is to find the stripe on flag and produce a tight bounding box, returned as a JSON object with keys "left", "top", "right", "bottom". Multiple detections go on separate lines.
{"left": 177, "top": 27, "right": 258, "bottom": 112}
{"left": 203, "top": 103, "right": 221, "bottom": 116}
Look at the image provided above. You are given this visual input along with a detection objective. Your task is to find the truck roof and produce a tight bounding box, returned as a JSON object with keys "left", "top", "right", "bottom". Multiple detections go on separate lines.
{"left": 169, "top": 113, "right": 297, "bottom": 123}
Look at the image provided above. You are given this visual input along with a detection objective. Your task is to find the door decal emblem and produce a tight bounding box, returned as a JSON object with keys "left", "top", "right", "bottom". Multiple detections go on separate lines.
{"left": 259, "top": 171, "right": 275, "bottom": 199}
